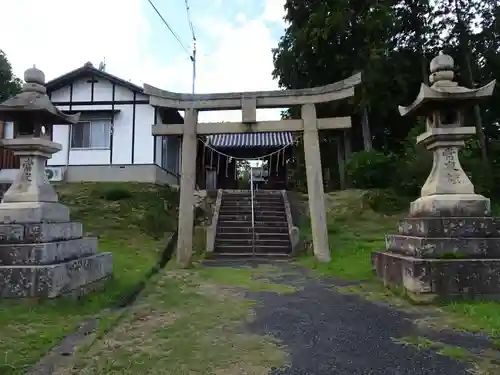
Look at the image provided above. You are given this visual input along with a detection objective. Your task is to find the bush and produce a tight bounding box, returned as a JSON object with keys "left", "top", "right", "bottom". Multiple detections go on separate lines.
{"left": 139, "top": 204, "right": 176, "bottom": 240}
{"left": 100, "top": 186, "right": 133, "bottom": 201}
{"left": 393, "top": 146, "right": 432, "bottom": 197}
{"left": 362, "top": 189, "right": 409, "bottom": 214}
{"left": 346, "top": 150, "right": 396, "bottom": 189}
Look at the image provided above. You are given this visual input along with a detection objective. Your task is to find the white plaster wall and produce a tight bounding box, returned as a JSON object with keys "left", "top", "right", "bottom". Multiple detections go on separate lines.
{"left": 133, "top": 104, "right": 155, "bottom": 164}
{"left": 112, "top": 104, "right": 133, "bottom": 164}
{"left": 69, "top": 149, "right": 109, "bottom": 165}
{"left": 71, "top": 78, "right": 91, "bottom": 101}
{"left": 49, "top": 124, "right": 69, "bottom": 165}
{"left": 50, "top": 85, "right": 71, "bottom": 102}
{"left": 93, "top": 78, "right": 112, "bottom": 101}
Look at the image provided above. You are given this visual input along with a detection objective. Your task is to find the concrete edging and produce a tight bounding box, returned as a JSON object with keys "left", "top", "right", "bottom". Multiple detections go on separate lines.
{"left": 206, "top": 189, "right": 223, "bottom": 253}
{"left": 281, "top": 190, "right": 300, "bottom": 254}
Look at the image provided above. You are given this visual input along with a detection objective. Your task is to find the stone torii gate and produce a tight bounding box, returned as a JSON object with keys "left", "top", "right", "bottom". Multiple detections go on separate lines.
{"left": 144, "top": 73, "right": 362, "bottom": 267}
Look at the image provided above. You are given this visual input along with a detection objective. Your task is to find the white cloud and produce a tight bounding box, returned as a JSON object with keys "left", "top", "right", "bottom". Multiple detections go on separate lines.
{"left": 0, "top": 0, "right": 287, "bottom": 121}
{"left": 0, "top": 0, "right": 150, "bottom": 83}
{"left": 262, "top": 0, "right": 286, "bottom": 24}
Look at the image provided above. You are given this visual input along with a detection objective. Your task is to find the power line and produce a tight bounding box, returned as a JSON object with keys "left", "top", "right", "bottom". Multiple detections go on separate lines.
{"left": 184, "top": 0, "right": 196, "bottom": 42}
{"left": 146, "top": 0, "right": 191, "bottom": 56}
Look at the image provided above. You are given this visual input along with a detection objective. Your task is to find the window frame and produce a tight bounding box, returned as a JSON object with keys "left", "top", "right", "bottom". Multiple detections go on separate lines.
{"left": 70, "top": 118, "right": 112, "bottom": 150}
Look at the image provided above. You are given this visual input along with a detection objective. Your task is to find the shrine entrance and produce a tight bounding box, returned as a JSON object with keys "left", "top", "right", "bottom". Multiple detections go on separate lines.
{"left": 195, "top": 132, "right": 295, "bottom": 191}
{"left": 145, "top": 73, "right": 362, "bottom": 267}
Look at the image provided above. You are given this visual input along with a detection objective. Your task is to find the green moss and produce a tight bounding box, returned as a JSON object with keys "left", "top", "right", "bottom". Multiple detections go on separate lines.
{"left": 435, "top": 252, "right": 468, "bottom": 259}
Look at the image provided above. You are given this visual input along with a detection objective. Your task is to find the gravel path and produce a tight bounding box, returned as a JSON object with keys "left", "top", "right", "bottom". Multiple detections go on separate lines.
{"left": 203, "top": 259, "right": 474, "bottom": 375}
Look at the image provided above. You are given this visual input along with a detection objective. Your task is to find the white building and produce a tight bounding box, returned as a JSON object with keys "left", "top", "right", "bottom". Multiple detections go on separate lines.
{"left": 1, "top": 62, "right": 182, "bottom": 185}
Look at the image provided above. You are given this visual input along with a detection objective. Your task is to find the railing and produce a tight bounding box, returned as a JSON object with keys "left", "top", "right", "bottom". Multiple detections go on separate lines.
{"left": 250, "top": 169, "right": 256, "bottom": 254}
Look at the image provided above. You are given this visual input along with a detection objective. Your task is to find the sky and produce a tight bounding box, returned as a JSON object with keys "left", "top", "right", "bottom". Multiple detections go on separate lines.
{"left": 0, "top": 0, "right": 287, "bottom": 121}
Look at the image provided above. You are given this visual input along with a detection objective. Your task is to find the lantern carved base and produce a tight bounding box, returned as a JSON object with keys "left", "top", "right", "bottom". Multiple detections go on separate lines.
{"left": 372, "top": 213, "right": 500, "bottom": 303}
{"left": 0, "top": 138, "right": 113, "bottom": 299}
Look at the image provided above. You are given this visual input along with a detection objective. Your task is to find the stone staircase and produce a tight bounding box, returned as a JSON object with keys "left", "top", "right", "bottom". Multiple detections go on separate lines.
{"left": 214, "top": 190, "right": 291, "bottom": 258}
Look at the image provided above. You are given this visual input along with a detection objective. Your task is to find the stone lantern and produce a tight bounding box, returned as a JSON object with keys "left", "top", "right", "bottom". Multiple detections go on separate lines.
{"left": 372, "top": 52, "right": 500, "bottom": 302}
{"left": 0, "top": 65, "right": 112, "bottom": 299}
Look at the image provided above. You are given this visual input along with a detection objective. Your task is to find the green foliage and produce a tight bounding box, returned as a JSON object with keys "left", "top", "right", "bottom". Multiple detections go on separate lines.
{"left": 0, "top": 50, "right": 22, "bottom": 102}
{"left": 140, "top": 204, "right": 177, "bottom": 240}
{"left": 362, "top": 189, "right": 410, "bottom": 214}
{"left": 275, "top": 0, "right": 500, "bottom": 189}
{"left": 100, "top": 186, "right": 133, "bottom": 201}
{"left": 346, "top": 150, "right": 396, "bottom": 189}
{"left": 138, "top": 186, "right": 179, "bottom": 239}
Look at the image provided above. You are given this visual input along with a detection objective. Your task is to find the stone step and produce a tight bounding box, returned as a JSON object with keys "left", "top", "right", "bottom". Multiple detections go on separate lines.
{"left": 217, "top": 226, "right": 288, "bottom": 234}
{"left": 219, "top": 205, "right": 285, "bottom": 211}
{"left": 208, "top": 252, "right": 291, "bottom": 260}
{"left": 216, "top": 231, "right": 289, "bottom": 239}
{"left": 222, "top": 196, "right": 283, "bottom": 201}
{"left": 218, "top": 214, "right": 287, "bottom": 222}
{"left": 221, "top": 196, "right": 283, "bottom": 203}
{"left": 219, "top": 208, "right": 286, "bottom": 215}
{"left": 214, "top": 244, "right": 291, "bottom": 254}
{"left": 217, "top": 221, "right": 287, "bottom": 228}
{"left": 216, "top": 238, "right": 291, "bottom": 246}
{"left": 220, "top": 200, "right": 284, "bottom": 206}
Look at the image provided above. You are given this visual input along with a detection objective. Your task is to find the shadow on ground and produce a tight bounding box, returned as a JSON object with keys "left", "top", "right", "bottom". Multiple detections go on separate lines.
{"left": 201, "top": 259, "right": 483, "bottom": 375}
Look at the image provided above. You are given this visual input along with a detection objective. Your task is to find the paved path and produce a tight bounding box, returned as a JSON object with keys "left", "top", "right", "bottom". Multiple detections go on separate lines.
{"left": 203, "top": 259, "right": 475, "bottom": 375}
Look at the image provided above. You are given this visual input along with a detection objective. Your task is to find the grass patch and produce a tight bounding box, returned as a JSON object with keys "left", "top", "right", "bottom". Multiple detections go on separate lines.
{"left": 55, "top": 267, "right": 287, "bottom": 375}
{"left": 196, "top": 264, "right": 300, "bottom": 294}
{"left": 392, "top": 335, "right": 500, "bottom": 373}
{"left": 296, "top": 189, "right": 400, "bottom": 281}
{"left": 0, "top": 182, "right": 179, "bottom": 375}
{"left": 295, "top": 189, "right": 500, "bottom": 340}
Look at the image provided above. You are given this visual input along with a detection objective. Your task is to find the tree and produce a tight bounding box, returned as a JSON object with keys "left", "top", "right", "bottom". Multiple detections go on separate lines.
{"left": 272, "top": 0, "right": 500, "bottom": 192}
{"left": 0, "top": 50, "right": 22, "bottom": 102}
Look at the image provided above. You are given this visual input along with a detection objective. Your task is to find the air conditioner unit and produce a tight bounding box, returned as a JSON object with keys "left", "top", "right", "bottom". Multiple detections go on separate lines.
{"left": 45, "top": 167, "right": 66, "bottom": 182}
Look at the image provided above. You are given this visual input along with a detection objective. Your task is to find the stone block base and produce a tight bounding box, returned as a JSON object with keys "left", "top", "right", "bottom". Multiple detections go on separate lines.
{"left": 0, "top": 202, "right": 70, "bottom": 223}
{"left": 386, "top": 234, "right": 500, "bottom": 258}
{"left": 372, "top": 251, "right": 500, "bottom": 302}
{"left": 0, "top": 252, "right": 113, "bottom": 298}
{"left": 409, "top": 194, "right": 490, "bottom": 218}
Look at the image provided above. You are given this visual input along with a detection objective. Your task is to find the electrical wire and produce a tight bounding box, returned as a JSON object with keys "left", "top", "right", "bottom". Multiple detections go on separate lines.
{"left": 184, "top": 0, "right": 196, "bottom": 42}
{"left": 146, "top": 0, "right": 191, "bottom": 56}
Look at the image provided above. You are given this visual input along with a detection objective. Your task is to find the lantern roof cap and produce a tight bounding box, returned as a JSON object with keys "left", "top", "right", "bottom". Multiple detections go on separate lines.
{"left": 399, "top": 52, "right": 495, "bottom": 117}
{"left": 0, "top": 65, "right": 80, "bottom": 124}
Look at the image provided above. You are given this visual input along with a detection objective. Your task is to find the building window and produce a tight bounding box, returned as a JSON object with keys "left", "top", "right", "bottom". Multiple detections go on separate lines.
{"left": 71, "top": 120, "right": 111, "bottom": 149}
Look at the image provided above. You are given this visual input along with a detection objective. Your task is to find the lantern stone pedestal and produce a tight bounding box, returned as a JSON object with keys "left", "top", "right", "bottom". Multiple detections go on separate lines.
{"left": 0, "top": 65, "right": 113, "bottom": 299}
{"left": 0, "top": 138, "right": 113, "bottom": 298}
{"left": 372, "top": 53, "right": 500, "bottom": 302}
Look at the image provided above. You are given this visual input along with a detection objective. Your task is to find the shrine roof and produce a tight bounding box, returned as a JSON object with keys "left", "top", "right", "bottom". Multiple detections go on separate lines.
{"left": 207, "top": 132, "right": 294, "bottom": 149}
